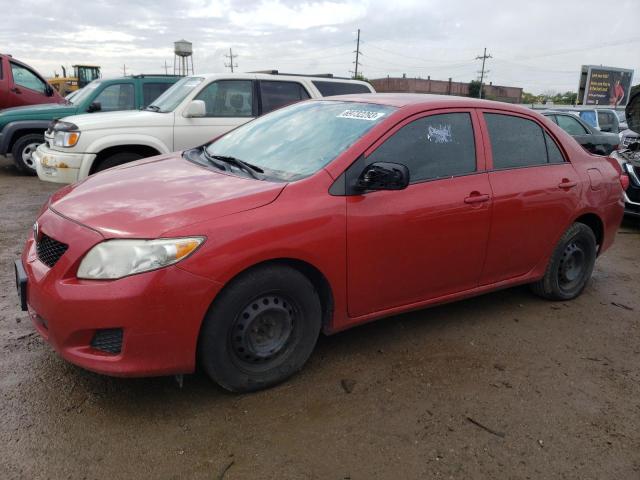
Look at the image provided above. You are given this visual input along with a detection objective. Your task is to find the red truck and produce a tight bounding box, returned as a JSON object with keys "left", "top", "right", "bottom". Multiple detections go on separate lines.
{"left": 0, "top": 54, "right": 62, "bottom": 110}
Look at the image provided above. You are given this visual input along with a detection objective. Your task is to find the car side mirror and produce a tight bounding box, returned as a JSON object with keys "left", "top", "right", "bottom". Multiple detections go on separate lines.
{"left": 355, "top": 162, "right": 410, "bottom": 192}
{"left": 87, "top": 101, "right": 101, "bottom": 113}
{"left": 45, "top": 84, "right": 54, "bottom": 97}
{"left": 183, "top": 100, "right": 206, "bottom": 118}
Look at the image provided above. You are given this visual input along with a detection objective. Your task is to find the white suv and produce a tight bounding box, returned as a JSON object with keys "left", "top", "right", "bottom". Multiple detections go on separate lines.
{"left": 34, "top": 72, "right": 374, "bottom": 184}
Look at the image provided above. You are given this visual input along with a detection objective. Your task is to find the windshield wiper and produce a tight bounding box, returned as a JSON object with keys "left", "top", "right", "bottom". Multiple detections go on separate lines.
{"left": 203, "top": 151, "right": 264, "bottom": 179}
{"left": 146, "top": 105, "right": 161, "bottom": 112}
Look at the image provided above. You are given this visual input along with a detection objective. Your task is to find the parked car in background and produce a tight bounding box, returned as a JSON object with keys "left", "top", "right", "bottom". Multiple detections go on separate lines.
{"left": 0, "top": 75, "right": 179, "bottom": 173}
{"left": 553, "top": 107, "right": 620, "bottom": 133}
{"left": 33, "top": 72, "right": 374, "bottom": 184}
{"left": 0, "top": 54, "right": 63, "bottom": 110}
{"left": 611, "top": 142, "right": 640, "bottom": 217}
{"left": 615, "top": 110, "right": 628, "bottom": 131}
{"left": 16, "top": 95, "right": 626, "bottom": 392}
{"left": 542, "top": 111, "right": 619, "bottom": 155}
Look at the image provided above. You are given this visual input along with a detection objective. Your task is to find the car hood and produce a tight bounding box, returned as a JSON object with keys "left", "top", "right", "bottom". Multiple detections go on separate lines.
{"left": 0, "top": 102, "right": 75, "bottom": 120}
{"left": 49, "top": 154, "right": 286, "bottom": 238}
{"left": 62, "top": 109, "right": 173, "bottom": 130}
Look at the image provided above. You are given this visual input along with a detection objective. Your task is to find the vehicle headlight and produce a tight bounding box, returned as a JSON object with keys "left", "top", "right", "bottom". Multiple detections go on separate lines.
{"left": 77, "top": 237, "right": 205, "bottom": 280}
{"left": 53, "top": 130, "right": 81, "bottom": 147}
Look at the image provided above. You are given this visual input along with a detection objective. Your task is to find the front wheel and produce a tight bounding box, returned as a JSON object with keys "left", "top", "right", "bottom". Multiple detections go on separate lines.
{"left": 11, "top": 133, "right": 44, "bottom": 174}
{"left": 198, "top": 265, "right": 322, "bottom": 392}
{"left": 530, "top": 223, "right": 597, "bottom": 301}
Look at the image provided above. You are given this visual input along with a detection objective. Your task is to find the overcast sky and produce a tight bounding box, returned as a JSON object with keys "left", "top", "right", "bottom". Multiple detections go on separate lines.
{"left": 1, "top": 0, "right": 638, "bottom": 94}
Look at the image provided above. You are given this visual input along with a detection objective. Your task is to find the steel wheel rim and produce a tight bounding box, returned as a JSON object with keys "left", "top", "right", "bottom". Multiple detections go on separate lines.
{"left": 21, "top": 142, "right": 40, "bottom": 169}
{"left": 558, "top": 240, "right": 586, "bottom": 289}
{"left": 230, "top": 294, "right": 296, "bottom": 368}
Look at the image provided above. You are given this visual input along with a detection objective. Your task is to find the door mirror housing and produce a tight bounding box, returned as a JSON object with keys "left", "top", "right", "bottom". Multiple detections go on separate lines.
{"left": 45, "top": 84, "right": 54, "bottom": 97}
{"left": 87, "top": 101, "right": 101, "bottom": 113}
{"left": 355, "top": 162, "right": 410, "bottom": 192}
{"left": 183, "top": 100, "right": 206, "bottom": 118}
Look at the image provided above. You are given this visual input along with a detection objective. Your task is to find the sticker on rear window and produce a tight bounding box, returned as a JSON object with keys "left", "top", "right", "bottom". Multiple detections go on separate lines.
{"left": 337, "top": 110, "right": 385, "bottom": 121}
{"left": 427, "top": 124, "right": 452, "bottom": 143}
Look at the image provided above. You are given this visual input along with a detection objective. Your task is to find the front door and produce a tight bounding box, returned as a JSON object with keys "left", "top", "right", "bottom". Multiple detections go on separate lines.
{"left": 478, "top": 111, "right": 582, "bottom": 285}
{"left": 8, "top": 61, "right": 51, "bottom": 107}
{"left": 173, "top": 79, "right": 256, "bottom": 151}
{"left": 346, "top": 110, "right": 492, "bottom": 317}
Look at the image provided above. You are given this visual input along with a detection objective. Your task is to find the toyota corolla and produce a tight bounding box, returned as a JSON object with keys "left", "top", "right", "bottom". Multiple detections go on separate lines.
{"left": 15, "top": 94, "right": 627, "bottom": 392}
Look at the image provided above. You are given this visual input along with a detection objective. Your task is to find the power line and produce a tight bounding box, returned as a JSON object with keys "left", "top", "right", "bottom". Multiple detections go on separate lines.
{"left": 475, "top": 48, "right": 492, "bottom": 99}
{"left": 224, "top": 48, "right": 238, "bottom": 73}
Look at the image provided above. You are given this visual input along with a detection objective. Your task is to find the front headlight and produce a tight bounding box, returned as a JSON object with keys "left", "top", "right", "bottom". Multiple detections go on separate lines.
{"left": 77, "top": 237, "right": 205, "bottom": 280}
{"left": 53, "top": 130, "right": 80, "bottom": 147}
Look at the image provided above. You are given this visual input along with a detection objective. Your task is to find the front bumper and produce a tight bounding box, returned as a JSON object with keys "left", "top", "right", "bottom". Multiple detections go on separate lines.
{"left": 34, "top": 143, "right": 96, "bottom": 184}
{"left": 20, "top": 208, "right": 222, "bottom": 377}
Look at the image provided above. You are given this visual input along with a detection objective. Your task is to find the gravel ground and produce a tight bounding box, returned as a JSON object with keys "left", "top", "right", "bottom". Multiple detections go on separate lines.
{"left": 1, "top": 154, "right": 639, "bottom": 479}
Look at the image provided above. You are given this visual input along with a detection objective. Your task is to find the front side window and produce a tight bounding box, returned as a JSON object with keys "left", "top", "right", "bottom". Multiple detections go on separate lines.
{"left": 204, "top": 100, "right": 395, "bottom": 181}
{"left": 485, "top": 113, "right": 548, "bottom": 169}
{"left": 312, "top": 80, "right": 372, "bottom": 96}
{"left": 365, "top": 113, "right": 476, "bottom": 183}
{"left": 556, "top": 115, "right": 588, "bottom": 135}
{"left": 195, "top": 80, "right": 253, "bottom": 117}
{"left": 10, "top": 62, "right": 46, "bottom": 93}
{"left": 597, "top": 111, "right": 616, "bottom": 131}
{"left": 260, "top": 81, "right": 310, "bottom": 114}
{"left": 93, "top": 83, "right": 135, "bottom": 111}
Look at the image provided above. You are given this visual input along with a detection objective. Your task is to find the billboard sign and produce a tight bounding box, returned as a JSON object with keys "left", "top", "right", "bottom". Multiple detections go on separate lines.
{"left": 578, "top": 65, "right": 634, "bottom": 107}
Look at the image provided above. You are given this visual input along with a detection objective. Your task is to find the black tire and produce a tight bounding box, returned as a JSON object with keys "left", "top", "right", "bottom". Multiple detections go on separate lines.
{"left": 530, "top": 223, "right": 597, "bottom": 301}
{"left": 11, "top": 133, "right": 44, "bottom": 174}
{"left": 198, "top": 265, "right": 322, "bottom": 392}
{"left": 95, "top": 152, "right": 143, "bottom": 172}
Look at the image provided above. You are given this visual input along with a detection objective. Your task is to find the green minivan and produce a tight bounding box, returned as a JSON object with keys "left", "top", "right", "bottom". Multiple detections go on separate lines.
{"left": 0, "top": 74, "right": 179, "bottom": 173}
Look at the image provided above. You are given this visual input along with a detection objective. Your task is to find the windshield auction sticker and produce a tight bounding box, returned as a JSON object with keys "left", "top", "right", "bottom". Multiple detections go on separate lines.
{"left": 337, "top": 110, "right": 386, "bottom": 121}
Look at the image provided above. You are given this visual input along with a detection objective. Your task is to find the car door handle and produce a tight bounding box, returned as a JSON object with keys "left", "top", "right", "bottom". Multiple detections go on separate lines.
{"left": 10, "top": 87, "right": 21, "bottom": 94}
{"left": 558, "top": 180, "right": 578, "bottom": 189}
{"left": 464, "top": 193, "right": 490, "bottom": 204}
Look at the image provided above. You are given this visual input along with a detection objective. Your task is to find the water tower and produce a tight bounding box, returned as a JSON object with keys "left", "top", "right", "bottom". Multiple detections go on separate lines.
{"left": 174, "top": 40, "right": 194, "bottom": 76}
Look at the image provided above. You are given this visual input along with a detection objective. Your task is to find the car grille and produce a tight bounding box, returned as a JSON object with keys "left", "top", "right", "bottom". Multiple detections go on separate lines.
{"left": 91, "top": 329, "right": 123, "bottom": 354}
{"left": 36, "top": 233, "right": 69, "bottom": 268}
{"left": 623, "top": 136, "right": 639, "bottom": 147}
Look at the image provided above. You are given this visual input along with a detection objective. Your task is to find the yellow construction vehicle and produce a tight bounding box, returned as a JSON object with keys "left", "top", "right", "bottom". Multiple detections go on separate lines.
{"left": 49, "top": 65, "right": 101, "bottom": 96}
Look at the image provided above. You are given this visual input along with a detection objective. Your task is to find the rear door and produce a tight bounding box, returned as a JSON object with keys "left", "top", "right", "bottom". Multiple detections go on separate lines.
{"left": 346, "top": 109, "right": 492, "bottom": 317}
{"left": 258, "top": 80, "right": 310, "bottom": 114}
{"left": 173, "top": 79, "right": 256, "bottom": 150}
{"left": 479, "top": 111, "right": 581, "bottom": 285}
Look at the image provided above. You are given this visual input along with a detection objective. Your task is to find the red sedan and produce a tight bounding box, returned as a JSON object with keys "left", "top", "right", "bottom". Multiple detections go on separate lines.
{"left": 16, "top": 94, "right": 627, "bottom": 392}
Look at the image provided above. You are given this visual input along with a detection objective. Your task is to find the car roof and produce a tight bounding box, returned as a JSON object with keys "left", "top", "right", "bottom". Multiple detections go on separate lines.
{"left": 179, "top": 72, "right": 371, "bottom": 85}
{"left": 315, "top": 93, "right": 535, "bottom": 113}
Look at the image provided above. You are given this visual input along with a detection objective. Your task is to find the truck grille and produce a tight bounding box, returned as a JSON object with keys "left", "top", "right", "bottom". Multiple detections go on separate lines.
{"left": 36, "top": 233, "right": 68, "bottom": 268}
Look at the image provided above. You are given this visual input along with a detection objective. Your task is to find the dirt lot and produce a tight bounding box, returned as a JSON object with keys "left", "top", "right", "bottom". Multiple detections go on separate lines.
{"left": 0, "top": 154, "right": 639, "bottom": 480}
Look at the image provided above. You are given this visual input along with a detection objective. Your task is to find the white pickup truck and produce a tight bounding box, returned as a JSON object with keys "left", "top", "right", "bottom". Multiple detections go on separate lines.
{"left": 34, "top": 72, "right": 374, "bottom": 184}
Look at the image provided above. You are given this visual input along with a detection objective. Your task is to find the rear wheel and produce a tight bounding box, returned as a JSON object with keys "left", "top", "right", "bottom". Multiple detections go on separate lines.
{"left": 11, "top": 133, "right": 44, "bottom": 174}
{"left": 530, "top": 223, "right": 597, "bottom": 301}
{"left": 198, "top": 265, "right": 322, "bottom": 392}
{"left": 95, "top": 152, "right": 143, "bottom": 172}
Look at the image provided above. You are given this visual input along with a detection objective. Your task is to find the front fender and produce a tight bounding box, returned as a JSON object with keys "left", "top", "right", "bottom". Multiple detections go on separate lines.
{"left": 0, "top": 120, "right": 51, "bottom": 154}
{"left": 86, "top": 133, "right": 172, "bottom": 157}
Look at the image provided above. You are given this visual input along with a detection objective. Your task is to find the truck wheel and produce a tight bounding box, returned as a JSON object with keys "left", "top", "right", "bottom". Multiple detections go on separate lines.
{"left": 198, "top": 265, "right": 322, "bottom": 392}
{"left": 95, "top": 152, "right": 143, "bottom": 172}
{"left": 11, "top": 133, "right": 44, "bottom": 174}
{"left": 530, "top": 223, "right": 597, "bottom": 301}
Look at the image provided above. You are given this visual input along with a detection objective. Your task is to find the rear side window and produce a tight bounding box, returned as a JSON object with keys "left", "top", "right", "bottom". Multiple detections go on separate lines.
{"left": 484, "top": 113, "right": 549, "bottom": 169}
{"left": 312, "top": 81, "right": 371, "bottom": 96}
{"left": 260, "top": 81, "right": 310, "bottom": 114}
{"left": 366, "top": 112, "right": 476, "bottom": 183}
{"left": 142, "top": 82, "right": 173, "bottom": 107}
{"left": 93, "top": 83, "right": 135, "bottom": 111}
{"left": 597, "top": 110, "right": 616, "bottom": 131}
{"left": 544, "top": 132, "right": 565, "bottom": 164}
{"left": 579, "top": 111, "right": 597, "bottom": 128}
{"left": 556, "top": 115, "right": 588, "bottom": 135}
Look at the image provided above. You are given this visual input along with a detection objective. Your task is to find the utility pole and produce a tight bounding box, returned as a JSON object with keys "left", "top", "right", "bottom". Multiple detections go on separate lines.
{"left": 224, "top": 48, "right": 238, "bottom": 73}
{"left": 162, "top": 60, "right": 169, "bottom": 74}
{"left": 122, "top": 64, "right": 127, "bottom": 76}
{"left": 353, "top": 29, "right": 362, "bottom": 79}
{"left": 475, "top": 48, "right": 492, "bottom": 99}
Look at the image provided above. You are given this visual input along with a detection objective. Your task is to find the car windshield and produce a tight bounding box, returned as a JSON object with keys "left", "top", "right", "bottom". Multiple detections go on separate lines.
{"left": 146, "top": 76, "right": 204, "bottom": 112}
{"left": 69, "top": 81, "right": 100, "bottom": 105}
{"left": 203, "top": 100, "right": 395, "bottom": 181}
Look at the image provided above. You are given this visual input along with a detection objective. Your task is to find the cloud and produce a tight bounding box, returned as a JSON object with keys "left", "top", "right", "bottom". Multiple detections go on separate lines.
{"left": 0, "top": 0, "right": 638, "bottom": 94}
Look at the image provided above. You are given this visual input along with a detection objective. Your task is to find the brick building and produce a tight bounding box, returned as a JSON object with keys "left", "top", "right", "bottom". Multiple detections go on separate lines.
{"left": 370, "top": 76, "right": 523, "bottom": 104}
